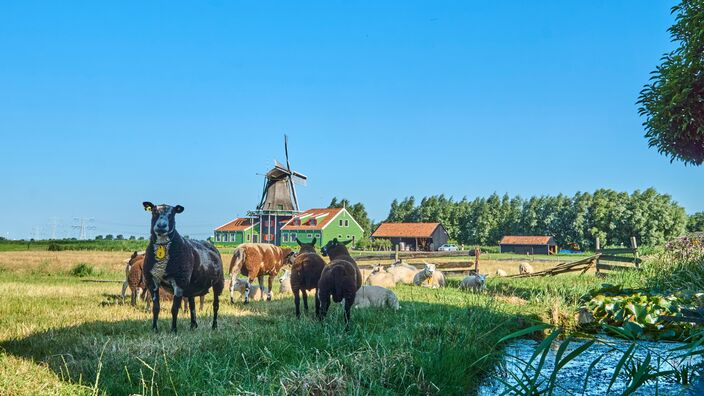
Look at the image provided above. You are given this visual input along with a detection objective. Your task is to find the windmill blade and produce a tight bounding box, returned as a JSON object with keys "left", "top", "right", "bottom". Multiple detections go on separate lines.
{"left": 284, "top": 134, "right": 301, "bottom": 211}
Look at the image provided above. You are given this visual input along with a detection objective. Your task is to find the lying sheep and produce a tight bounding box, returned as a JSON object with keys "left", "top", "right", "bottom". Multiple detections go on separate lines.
{"left": 459, "top": 274, "right": 487, "bottom": 292}
{"left": 495, "top": 269, "right": 508, "bottom": 277}
{"left": 365, "top": 265, "right": 397, "bottom": 288}
{"left": 519, "top": 262, "right": 534, "bottom": 275}
{"left": 386, "top": 261, "right": 418, "bottom": 284}
{"left": 279, "top": 269, "right": 292, "bottom": 294}
{"left": 413, "top": 263, "right": 445, "bottom": 288}
{"left": 230, "top": 278, "right": 266, "bottom": 301}
{"left": 359, "top": 268, "right": 373, "bottom": 284}
{"left": 353, "top": 286, "right": 400, "bottom": 310}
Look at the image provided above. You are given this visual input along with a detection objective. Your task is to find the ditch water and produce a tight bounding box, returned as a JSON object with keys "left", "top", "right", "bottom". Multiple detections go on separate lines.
{"left": 478, "top": 336, "right": 703, "bottom": 395}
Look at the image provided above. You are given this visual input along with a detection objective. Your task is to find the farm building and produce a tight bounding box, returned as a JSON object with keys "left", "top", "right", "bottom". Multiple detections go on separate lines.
{"left": 499, "top": 236, "right": 558, "bottom": 255}
{"left": 214, "top": 218, "right": 259, "bottom": 243}
{"left": 279, "top": 207, "right": 364, "bottom": 248}
{"left": 371, "top": 222, "right": 449, "bottom": 251}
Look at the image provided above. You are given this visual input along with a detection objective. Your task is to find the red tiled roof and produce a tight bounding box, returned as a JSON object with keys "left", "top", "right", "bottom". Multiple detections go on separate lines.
{"left": 499, "top": 236, "right": 555, "bottom": 245}
{"left": 372, "top": 223, "right": 441, "bottom": 238}
{"left": 281, "top": 208, "right": 343, "bottom": 231}
{"left": 215, "top": 218, "right": 257, "bottom": 232}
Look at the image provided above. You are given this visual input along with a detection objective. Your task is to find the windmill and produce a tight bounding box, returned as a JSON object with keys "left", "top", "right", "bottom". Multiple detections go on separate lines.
{"left": 257, "top": 135, "right": 307, "bottom": 212}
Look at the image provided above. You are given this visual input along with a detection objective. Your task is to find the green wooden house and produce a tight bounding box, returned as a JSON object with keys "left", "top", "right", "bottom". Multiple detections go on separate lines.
{"left": 279, "top": 207, "right": 364, "bottom": 248}
{"left": 214, "top": 218, "right": 259, "bottom": 244}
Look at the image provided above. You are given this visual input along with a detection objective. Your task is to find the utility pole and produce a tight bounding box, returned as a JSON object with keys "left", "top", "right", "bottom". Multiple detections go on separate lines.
{"left": 72, "top": 217, "right": 96, "bottom": 240}
{"left": 48, "top": 217, "right": 59, "bottom": 240}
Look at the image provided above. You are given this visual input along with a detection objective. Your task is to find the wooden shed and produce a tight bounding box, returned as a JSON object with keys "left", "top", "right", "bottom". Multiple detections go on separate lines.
{"left": 372, "top": 222, "right": 449, "bottom": 251}
{"left": 499, "top": 236, "right": 558, "bottom": 255}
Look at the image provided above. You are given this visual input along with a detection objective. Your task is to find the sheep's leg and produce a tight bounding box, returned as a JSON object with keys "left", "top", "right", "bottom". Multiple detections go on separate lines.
{"left": 199, "top": 295, "right": 205, "bottom": 311}
{"left": 212, "top": 291, "right": 220, "bottom": 329}
{"left": 130, "top": 287, "right": 137, "bottom": 306}
{"left": 188, "top": 296, "right": 198, "bottom": 330}
{"left": 244, "top": 277, "right": 252, "bottom": 304}
{"left": 301, "top": 289, "right": 309, "bottom": 312}
{"left": 314, "top": 290, "right": 321, "bottom": 318}
{"left": 319, "top": 292, "right": 331, "bottom": 321}
{"left": 294, "top": 288, "right": 302, "bottom": 318}
{"left": 170, "top": 281, "right": 183, "bottom": 333}
{"left": 266, "top": 274, "right": 274, "bottom": 301}
{"left": 229, "top": 274, "right": 236, "bottom": 304}
{"left": 151, "top": 284, "right": 160, "bottom": 333}
{"left": 343, "top": 297, "right": 354, "bottom": 330}
{"left": 121, "top": 281, "right": 129, "bottom": 304}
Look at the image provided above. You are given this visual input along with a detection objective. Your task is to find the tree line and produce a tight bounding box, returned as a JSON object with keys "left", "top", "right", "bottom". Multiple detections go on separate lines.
{"left": 332, "top": 188, "right": 692, "bottom": 249}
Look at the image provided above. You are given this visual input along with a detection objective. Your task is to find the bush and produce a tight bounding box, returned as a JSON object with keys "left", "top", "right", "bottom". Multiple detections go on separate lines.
{"left": 69, "top": 263, "right": 97, "bottom": 277}
{"left": 642, "top": 234, "right": 704, "bottom": 291}
{"left": 47, "top": 243, "right": 63, "bottom": 251}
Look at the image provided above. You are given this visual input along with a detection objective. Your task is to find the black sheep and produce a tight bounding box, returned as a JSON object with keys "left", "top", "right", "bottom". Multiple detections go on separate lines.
{"left": 291, "top": 237, "right": 326, "bottom": 318}
{"left": 142, "top": 202, "right": 224, "bottom": 333}
{"left": 318, "top": 238, "right": 362, "bottom": 327}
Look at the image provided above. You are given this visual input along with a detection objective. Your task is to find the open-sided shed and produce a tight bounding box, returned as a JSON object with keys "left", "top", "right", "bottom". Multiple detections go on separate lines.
{"left": 499, "top": 236, "right": 558, "bottom": 255}
{"left": 372, "top": 222, "right": 449, "bottom": 251}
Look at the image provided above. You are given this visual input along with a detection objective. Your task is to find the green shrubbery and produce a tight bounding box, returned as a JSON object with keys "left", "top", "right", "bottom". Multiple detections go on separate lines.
{"left": 68, "top": 263, "right": 98, "bottom": 277}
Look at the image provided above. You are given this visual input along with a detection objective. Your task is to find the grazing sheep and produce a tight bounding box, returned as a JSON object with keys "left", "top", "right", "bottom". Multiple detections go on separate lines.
{"left": 413, "top": 263, "right": 446, "bottom": 288}
{"left": 121, "top": 251, "right": 146, "bottom": 305}
{"left": 519, "top": 262, "right": 534, "bottom": 275}
{"left": 495, "top": 269, "right": 508, "bottom": 277}
{"left": 279, "top": 269, "right": 292, "bottom": 294}
{"left": 353, "top": 286, "right": 400, "bottom": 310}
{"left": 319, "top": 238, "right": 362, "bottom": 327}
{"left": 228, "top": 243, "right": 295, "bottom": 304}
{"left": 229, "top": 278, "right": 266, "bottom": 301}
{"left": 142, "top": 202, "right": 224, "bottom": 333}
{"left": 459, "top": 274, "right": 487, "bottom": 292}
{"left": 365, "top": 265, "right": 396, "bottom": 288}
{"left": 386, "top": 262, "right": 418, "bottom": 284}
{"left": 290, "top": 237, "right": 327, "bottom": 318}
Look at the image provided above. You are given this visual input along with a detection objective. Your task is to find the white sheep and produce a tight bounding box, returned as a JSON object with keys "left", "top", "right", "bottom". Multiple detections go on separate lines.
{"left": 413, "top": 263, "right": 446, "bottom": 288}
{"left": 353, "top": 285, "right": 400, "bottom": 310}
{"left": 279, "top": 269, "right": 292, "bottom": 294}
{"left": 366, "top": 265, "right": 396, "bottom": 288}
{"left": 495, "top": 269, "right": 508, "bottom": 277}
{"left": 231, "top": 278, "right": 266, "bottom": 301}
{"left": 359, "top": 268, "right": 373, "bottom": 284}
{"left": 386, "top": 261, "right": 418, "bottom": 284}
{"left": 459, "top": 274, "right": 487, "bottom": 292}
{"left": 519, "top": 262, "right": 534, "bottom": 275}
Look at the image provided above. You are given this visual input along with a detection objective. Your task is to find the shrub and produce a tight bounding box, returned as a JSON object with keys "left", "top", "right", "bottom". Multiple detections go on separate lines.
{"left": 69, "top": 263, "right": 97, "bottom": 277}
{"left": 47, "top": 243, "right": 63, "bottom": 251}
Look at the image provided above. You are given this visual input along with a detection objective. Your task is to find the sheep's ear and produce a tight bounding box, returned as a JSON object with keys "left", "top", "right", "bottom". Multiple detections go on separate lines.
{"left": 174, "top": 205, "right": 184, "bottom": 214}
{"left": 131, "top": 251, "right": 138, "bottom": 259}
{"left": 143, "top": 202, "right": 155, "bottom": 212}
{"left": 311, "top": 237, "right": 317, "bottom": 246}
{"left": 296, "top": 237, "right": 303, "bottom": 247}
{"left": 342, "top": 239, "right": 352, "bottom": 246}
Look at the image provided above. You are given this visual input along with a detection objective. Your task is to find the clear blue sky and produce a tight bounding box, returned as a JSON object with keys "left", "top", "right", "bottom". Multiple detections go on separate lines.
{"left": 1, "top": 1, "right": 701, "bottom": 240}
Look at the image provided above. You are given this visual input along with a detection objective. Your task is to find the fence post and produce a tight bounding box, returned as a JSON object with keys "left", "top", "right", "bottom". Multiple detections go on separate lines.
{"left": 394, "top": 244, "right": 399, "bottom": 263}
{"left": 630, "top": 236, "right": 639, "bottom": 269}
{"left": 474, "top": 247, "right": 480, "bottom": 274}
{"left": 595, "top": 237, "right": 601, "bottom": 274}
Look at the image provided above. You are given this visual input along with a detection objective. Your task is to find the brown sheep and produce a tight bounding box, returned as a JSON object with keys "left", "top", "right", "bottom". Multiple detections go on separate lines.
{"left": 318, "top": 238, "right": 362, "bottom": 328}
{"left": 291, "top": 237, "right": 326, "bottom": 318}
{"left": 228, "top": 243, "right": 295, "bottom": 304}
{"left": 121, "top": 251, "right": 146, "bottom": 306}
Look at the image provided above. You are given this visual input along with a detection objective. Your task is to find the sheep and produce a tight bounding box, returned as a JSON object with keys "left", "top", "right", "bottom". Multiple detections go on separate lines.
{"left": 142, "top": 202, "right": 224, "bottom": 333}
{"left": 121, "top": 251, "right": 146, "bottom": 305}
{"left": 279, "top": 269, "right": 292, "bottom": 294}
{"left": 459, "top": 274, "right": 487, "bottom": 292}
{"left": 359, "top": 268, "right": 373, "bottom": 284}
{"left": 495, "top": 269, "right": 508, "bottom": 277}
{"left": 230, "top": 278, "right": 266, "bottom": 301}
{"left": 519, "top": 262, "right": 534, "bottom": 275}
{"left": 228, "top": 243, "right": 294, "bottom": 304}
{"left": 353, "top": 286, "right": 400, "bottom": 310}
{"left": 386, "top": 261, "right": 418, "bottom": 284}
{"left": 413, "top": 263, "right": 446, "bottom": 288}
{"left": 291, "top": 237, "right": 326, "bottom": 318}
{"left": 365, "top": 265, "right": 396, "bottom": 288}
{"left": 319, "top": 238, "right": 362, "bottom": 327}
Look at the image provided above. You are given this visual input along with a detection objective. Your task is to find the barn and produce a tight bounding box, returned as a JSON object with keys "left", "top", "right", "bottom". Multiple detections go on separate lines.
{"left": 372, "top": 222, "right": 449, "bottom": 251}
{"left": 499, "top": 236, "right": 558, "bottom": 255}
{"left": 279, "top": 207, "right": 364, "bottom": 248}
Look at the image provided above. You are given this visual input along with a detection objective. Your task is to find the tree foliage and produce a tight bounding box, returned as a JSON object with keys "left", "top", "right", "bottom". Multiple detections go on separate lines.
{"left": 687, "top": 212, "right": 704, "bottom": 232}
{"left": 638, "top": 0, "right": 704, "bottom": 165}
{"left": 385, "top": 188, "right": 686, "bottom": 248}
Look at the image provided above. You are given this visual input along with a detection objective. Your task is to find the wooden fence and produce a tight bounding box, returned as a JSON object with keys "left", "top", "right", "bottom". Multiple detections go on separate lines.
{"left": 595, "top": 236, "right": 641, "bottom": 274}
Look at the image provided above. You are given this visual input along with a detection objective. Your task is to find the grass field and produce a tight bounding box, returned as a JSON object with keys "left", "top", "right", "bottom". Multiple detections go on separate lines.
{"left": 0, "top": 250, "right": 612, "bottom": 395}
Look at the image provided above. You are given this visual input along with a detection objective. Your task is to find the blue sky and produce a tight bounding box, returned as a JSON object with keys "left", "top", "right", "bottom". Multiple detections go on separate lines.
{"left": 1, "top": 1, "right": 701, "bottom": 240}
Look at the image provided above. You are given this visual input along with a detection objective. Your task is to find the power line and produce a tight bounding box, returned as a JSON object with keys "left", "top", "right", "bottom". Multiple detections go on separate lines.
{"left": 48, "top": 217, "right": 59, "bottom": 239}
{"left": 72, "top": 217, "right": 96, "bottom": 240}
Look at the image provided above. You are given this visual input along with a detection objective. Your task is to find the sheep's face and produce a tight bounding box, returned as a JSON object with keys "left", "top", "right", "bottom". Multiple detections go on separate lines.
{"left": 477, "top": 274, "right": 486, "bottom": 284}
{"left": 423, "top": 263, "right": 436, "bottom": 277}
{"left": 280, "top": 270, "right": 290, "bottom": 282}
{"left": 143, "top": 202, "right": 183, "bottom": 238}
{"left": 372, "top": 265, "right": 383, "bottom": 273}
{"left": 321, "top": 238, "right": 352, "bottom": 257}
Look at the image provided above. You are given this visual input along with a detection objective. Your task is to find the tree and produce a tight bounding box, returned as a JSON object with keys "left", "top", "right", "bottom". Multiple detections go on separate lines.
{"left": 116, "top": 234, "right": 124, "bottom": 240}
{"left": 95, "top": 235, "right": 103, "bottom": 240}
{"left": 129, "top": 235, "right": 136, "bottom": 240}
{"left": 688, "top": 212, "right": 704, "bottom": 232}
{"left": 105, "top": 234, "right": 114, "bottom": 240}
{"left": 638, "top": 0, "right": 704, "bottom": 165}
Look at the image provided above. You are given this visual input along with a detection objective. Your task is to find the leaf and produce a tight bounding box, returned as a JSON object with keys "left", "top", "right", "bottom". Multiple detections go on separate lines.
{"left": 496, "top": 324, "right": 551, "bottom": 345}
{"left": 606, "top": 342, "right": 636, "bottom": 394}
